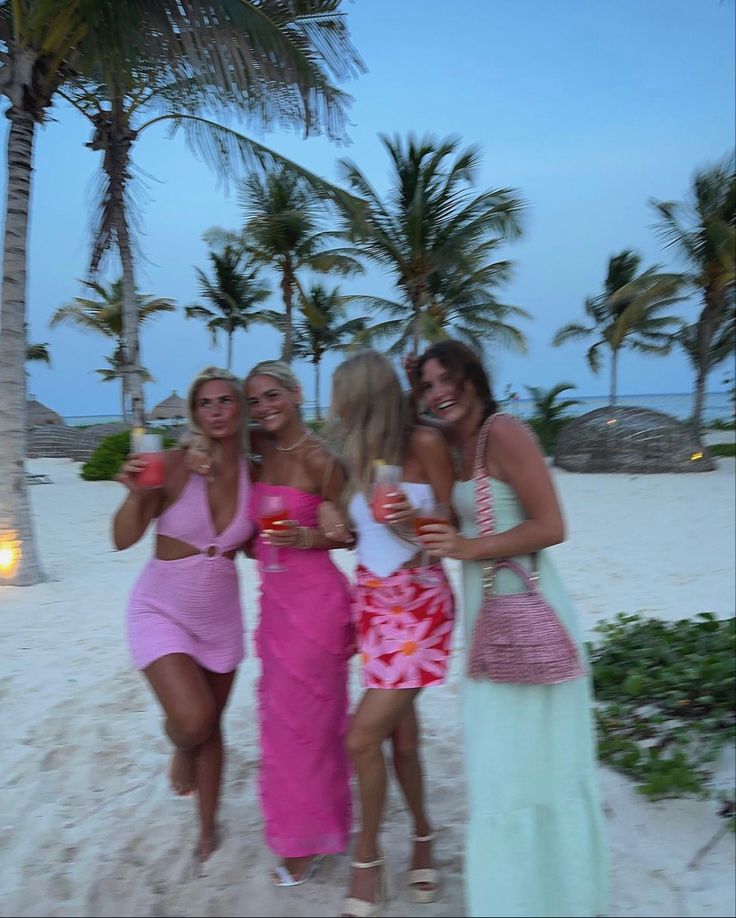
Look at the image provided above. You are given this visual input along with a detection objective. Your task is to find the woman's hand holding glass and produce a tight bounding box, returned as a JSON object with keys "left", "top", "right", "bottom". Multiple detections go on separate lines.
{"left": 117, "top": 454, "right": 153, "bottom": 494}
{"left": 259, "top": 493, "right": 290, "bottom": 572}
{"left": 417, "top": 518, "right": 474, "bottom": 561}
{"left": 261, "top": 518, "right": 300, "bottom": 548}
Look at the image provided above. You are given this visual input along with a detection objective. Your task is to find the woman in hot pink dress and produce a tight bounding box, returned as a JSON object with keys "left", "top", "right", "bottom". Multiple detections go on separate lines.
{"left": 245, "top": 360, "right": 354, "bottom": 887}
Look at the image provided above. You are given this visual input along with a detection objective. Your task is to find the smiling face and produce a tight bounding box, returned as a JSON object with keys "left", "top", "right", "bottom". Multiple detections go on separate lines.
{"left": 193, "top": 379, "right": 241, "bottom": 440}
{"left": 245, "top": 374, "right": 300, "bottom": 434}
{"left": 419, "top": 357, "right": 476, "bottom": 424}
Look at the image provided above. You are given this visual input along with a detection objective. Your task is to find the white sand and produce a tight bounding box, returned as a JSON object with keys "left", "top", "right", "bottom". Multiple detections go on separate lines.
{"left": 1, "top": 458, "right": 734, "bottom": 918}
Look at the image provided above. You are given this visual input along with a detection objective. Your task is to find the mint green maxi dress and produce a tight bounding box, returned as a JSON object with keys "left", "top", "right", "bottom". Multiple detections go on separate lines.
{"left": 453, "top": 477, "right": 608, "bottom": 918}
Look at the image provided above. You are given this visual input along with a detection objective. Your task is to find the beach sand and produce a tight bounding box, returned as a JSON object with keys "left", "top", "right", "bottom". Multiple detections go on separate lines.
{"left": 1, "top": 458, "right": 734, "bottom": 918}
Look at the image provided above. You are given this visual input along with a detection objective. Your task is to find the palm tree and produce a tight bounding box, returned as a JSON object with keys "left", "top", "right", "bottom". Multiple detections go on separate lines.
{"left": 349, "top": 252, "right": 530, "bottom": 354}
{"left": 59, "top": 2, "right": 364, "bottom": 426}
{"left": 524, "top": 382, "right": 580, "bottom": 453}
{"left": 675, "top": 312, "right": 735, "bottom": 406}
{"left": 0, "top": 0, "right": 154, "bottom": 585}
{"left": 185, "top": 246, "right": 273, "bottom": 370}
{"left": 50, "top": 279, "right": 174, "bottom": 421}
{"left": 552, "top": 250, "right": 684, "bottom": 405}
{"left": 217, "top": 169, "right": 363, "bottom": 362}
{"left": 26, "top": 343, "right": 51, "bottom": 365}
{"left": 0, "top": 1, "right": 363, "bottom": 585}
{"left": 337, "top": 133, "right": 526, "bottom": 353}
{"left": 651, "top": 153, "right": 736, "bottom": 434}
{"left": 292, "top": 284, "right": 366, "bottom": 420}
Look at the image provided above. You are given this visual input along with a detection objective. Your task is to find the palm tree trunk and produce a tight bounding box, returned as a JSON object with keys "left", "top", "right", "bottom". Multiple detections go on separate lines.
{"left": 118, "top": 222, "right": 144, "bottom": 427}
{"left": 95, "top": 99, "right": 144, "bottom": 427}
{"left": 411, "top": 285, "right": 428, "bottom": 354}
{"left": 315, "top": 359, "right": 321, "bottom": 422}
{"left": 609, "top": 348, "right": 618, "bottom": 406}
{"left": 692, "top": 291, "right": 721, "bottom": 437}
{"left": 281, "top": 262, "right": 294, "bottom": 363}
{"left": 227, "top": 331, "right": 233, "bottom": 370}
{"left": 0, "top": 108, "right": 44, "bottom": 585}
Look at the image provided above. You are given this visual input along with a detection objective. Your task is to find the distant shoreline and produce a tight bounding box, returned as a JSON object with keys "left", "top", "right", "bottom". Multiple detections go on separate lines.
{"left": 62, "top": 391, "right": 734, "bottom": 427}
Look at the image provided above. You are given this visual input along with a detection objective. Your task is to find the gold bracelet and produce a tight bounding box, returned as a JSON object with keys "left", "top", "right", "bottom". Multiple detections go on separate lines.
{"left": 297, "top": 526, "right": 314, "bottom": 549}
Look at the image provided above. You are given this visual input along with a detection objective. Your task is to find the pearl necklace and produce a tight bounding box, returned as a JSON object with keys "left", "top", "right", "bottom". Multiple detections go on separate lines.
{"left": 274, "top": 430, "right": 310, "bottom": 452}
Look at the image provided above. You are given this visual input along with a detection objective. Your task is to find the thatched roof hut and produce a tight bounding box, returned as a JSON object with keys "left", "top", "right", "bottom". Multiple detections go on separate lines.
{"left": 150, "top": 391, "right": 187, "bottom": 422}
{"left": 553, "top": 406, "right": 715, "bottom": 473}
{"left": 27, "top": 398, "right": 64, "bottom": 427}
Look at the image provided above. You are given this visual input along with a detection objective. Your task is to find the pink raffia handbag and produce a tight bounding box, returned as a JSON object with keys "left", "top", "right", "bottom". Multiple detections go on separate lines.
{"left": 467, "top": 416, "right": 586, "bottom": 685}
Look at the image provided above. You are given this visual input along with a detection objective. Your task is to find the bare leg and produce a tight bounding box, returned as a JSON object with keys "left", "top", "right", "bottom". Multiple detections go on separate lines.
{"left": 391, "top": 708, "right": 435, "bottom": 890}
{"left": 195, "top": 668, "right": 236, "bottom": 859}
{"left": 343, "top": 688, "right": 420, "bottom": 912}
{"left": 144, "top": 654, "right": 235, "bottom": 860}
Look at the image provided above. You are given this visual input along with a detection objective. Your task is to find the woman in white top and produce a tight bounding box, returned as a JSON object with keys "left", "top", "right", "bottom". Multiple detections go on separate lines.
{"left": 323, "top": 351, "right": 456, "bottom": 918}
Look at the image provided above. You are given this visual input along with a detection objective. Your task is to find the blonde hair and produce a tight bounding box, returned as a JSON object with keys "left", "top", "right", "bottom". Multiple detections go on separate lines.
{"left": 245, "top": 360, "right": 300, "bottom": 393}
{"left": 327, "top": 350, "right": 410, "bottom": 503}
{"left": 186, "top": 366, "right": 248, "bottom": 455}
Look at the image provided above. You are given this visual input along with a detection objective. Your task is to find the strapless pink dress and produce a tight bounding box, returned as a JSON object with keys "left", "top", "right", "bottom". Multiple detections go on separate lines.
{"left": 251, "top": 482, "right": 354, "bottom": 857}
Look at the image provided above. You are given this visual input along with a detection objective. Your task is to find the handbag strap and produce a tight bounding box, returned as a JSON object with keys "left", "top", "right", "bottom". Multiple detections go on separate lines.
{"left": 472, "top": 413, "right": 539, "bottom": 590}
{"left": 473, "top": 414, "right": 498, "bottom": 537}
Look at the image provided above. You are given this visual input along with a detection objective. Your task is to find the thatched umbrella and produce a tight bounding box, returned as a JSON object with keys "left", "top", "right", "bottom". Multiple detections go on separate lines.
{"left": 27, "top": 397, "right": 64, "bottom": 427}
{"left": 149, "top": 391, "right": 187, "bottom": 422}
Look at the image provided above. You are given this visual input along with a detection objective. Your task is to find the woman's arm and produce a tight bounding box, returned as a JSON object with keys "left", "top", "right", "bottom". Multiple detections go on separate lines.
{"left": 112, "top": 451, "right": 178, "bottom": 550}
{"left": 112, "top": 458, "right": 162, "bottom": 550}
{"left": 264, "top": 448, "right": 356, "bottom": 551}
{"left": 415, "top": 426, "right": 455, "bottom": 510}
{"left": 421, "top": 417, "right": 565, "bottom": 562}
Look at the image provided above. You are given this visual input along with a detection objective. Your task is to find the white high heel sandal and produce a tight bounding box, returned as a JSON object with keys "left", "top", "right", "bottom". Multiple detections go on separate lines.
{"left": 341, "top": 857, "right": 388, "bottom": 918}
{"left": 407, "top": 832, "right": 440, "bottom": 903}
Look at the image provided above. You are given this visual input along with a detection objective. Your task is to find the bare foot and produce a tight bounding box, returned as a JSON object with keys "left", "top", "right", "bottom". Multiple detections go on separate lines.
{"left": 196, "top": 827, "right": 219, "bottom": 862}
{"left": 169, "top": 750, "right": 196, "bottom": 796}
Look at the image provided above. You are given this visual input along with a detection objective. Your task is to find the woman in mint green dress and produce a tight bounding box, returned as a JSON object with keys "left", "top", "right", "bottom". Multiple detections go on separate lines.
{"left": 414, "top": 341, "right": 607, "bottom": 918}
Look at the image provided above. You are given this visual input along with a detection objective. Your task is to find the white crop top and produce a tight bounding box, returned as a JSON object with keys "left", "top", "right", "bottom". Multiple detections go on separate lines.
{"left": 349, "top": 481, "right": 436, "bottom": 578}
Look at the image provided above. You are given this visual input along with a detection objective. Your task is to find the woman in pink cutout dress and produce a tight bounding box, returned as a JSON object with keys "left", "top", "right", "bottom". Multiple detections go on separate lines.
{"left": 114, "top": 367, "right": 252, "bottom": 861}
{"left": 244, "top": 360, "right": 355, "bottom": 887}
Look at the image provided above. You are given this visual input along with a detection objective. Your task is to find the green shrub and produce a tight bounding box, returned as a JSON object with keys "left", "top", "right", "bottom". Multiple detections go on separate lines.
{"left": 81, "top": 431, "right": 177, "bottom": 481}
{"left": 710, "top": 442, "right": 736, "bottom": 458}
{"left": 527, "top": 416, "right": 572, "bottom": 455}
{"left": 707, "top": 418, "right": 736, "bottom": 431}
{"left": 587, "top": 612, "right": 736, "bottom": 801}
{"left": 306, "top": 418, "right": 325, "bottom": 436}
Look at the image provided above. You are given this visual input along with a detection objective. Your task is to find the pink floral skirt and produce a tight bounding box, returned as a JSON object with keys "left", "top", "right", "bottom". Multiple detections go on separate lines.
{"left": 353, "top": 564, "right": 455, "bottom": 689}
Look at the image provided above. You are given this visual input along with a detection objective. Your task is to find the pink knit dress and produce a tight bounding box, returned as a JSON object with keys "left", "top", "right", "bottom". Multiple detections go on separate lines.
{"left": 251, "top": 482, "right": 354, "bottom": 858}
{"left": 126, "top": 461, "right": 252, "bottom": 673}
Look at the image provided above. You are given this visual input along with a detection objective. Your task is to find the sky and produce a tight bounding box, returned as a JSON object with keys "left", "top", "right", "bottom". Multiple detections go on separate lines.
{"left": 4, "top": 0, "right": 735, "bottom": 417}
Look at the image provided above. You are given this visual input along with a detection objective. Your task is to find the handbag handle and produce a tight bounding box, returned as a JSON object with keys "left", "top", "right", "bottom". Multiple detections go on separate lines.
{"left": 493, "top": 558, "right": 540, "bottom": 593}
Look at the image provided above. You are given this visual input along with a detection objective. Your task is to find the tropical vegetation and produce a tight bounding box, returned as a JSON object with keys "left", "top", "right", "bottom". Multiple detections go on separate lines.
{"left": 336, "top": 133, "right": 527, "bottom": 353}
{"left": 525, "top": 382, "right": 580, "bottom": 454}
{"left": 652, "top": 154, "right": 736, "bottom": 435}
{"left": 552, "top": 250, "right": 684, "bottom": 405}
{"left": 291, "top": 284, "right": 366, "bottom": 419}
{"left": 185, "top": 246, "right": 272, "bottom": 370}
{"left": 0, "top": 0, "right": 364, "bottom": 585}
{"left": 50, "top": 279, "right": 174, "bottom": 421}
{"left": 208, "top": 168, "right": 364, "bottom": 362}
{"left": 589, "top": 612, "right": 735, "bottom": 804}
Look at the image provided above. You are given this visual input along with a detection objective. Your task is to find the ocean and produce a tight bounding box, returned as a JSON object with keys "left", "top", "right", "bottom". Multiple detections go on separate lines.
{"left": 64, "top": 391, "right": 734, "bottom": 427}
